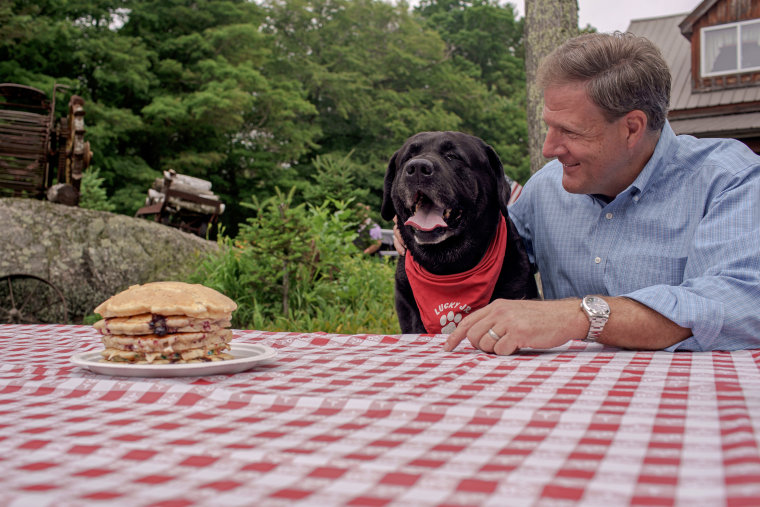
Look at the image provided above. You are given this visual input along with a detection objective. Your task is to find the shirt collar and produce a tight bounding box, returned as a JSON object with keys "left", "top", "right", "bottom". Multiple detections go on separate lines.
{"left": 627, "top": 120, "right": 677, "bottom": 197}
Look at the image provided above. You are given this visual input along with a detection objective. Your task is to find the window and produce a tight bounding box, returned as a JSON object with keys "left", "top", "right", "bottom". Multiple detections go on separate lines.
{"left": 701, "top": 19, "right": 760, "bottom": 77}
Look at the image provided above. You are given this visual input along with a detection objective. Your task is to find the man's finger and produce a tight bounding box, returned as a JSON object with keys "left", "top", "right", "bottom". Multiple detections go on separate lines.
{"left": 444, "top": 306, "right": 488, "bottom": 351}
{"left": 493, "top": 331, "right": 518, "bottom": 355}
{"left": 444, "top": 317, "right": 474, "bottom": 351}
{"left": 443, "top": 332, "right": 466, "bottom": 352}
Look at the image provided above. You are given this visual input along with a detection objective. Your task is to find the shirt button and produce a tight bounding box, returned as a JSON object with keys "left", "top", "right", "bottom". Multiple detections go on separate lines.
{"left": 633, "top": 195, "right": 640, "bottom": 202}
{"left": 594, "top": 257, "right": 602, "bottom": 264}
{"left": 605, "top": 212, "right": 613, "bottom": 220}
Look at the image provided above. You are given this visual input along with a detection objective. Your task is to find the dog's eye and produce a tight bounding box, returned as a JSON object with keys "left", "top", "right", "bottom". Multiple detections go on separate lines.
{"left": 444, "top": 153, "right": 460, "bottom": 161}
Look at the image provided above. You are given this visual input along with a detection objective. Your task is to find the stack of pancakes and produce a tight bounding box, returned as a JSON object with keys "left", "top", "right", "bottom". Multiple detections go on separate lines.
{"left": 93, "top": 281, "right": 237, "bottom": 364}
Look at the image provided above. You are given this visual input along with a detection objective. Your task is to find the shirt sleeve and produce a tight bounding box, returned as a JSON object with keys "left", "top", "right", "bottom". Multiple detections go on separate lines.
{"left": 623, "top": 162, "right": 760, "bottom": 352}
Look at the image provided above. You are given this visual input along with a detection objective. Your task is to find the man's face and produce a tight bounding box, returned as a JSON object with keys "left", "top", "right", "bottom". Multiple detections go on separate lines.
{"left": 542, "top": 82, "right": 633, "bottom": 198}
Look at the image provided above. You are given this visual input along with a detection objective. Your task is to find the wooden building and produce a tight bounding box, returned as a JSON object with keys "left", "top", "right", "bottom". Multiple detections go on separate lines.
{"left": 628, "top": 0, "right": 760, "bottom": 153}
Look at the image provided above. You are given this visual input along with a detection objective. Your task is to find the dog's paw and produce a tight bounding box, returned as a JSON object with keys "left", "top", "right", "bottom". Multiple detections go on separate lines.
{"left": 439, "top": 311, "right": 463, "bottom": 334}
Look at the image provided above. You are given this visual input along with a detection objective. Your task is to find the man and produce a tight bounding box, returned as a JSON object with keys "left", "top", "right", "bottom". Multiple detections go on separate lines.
{"left": 442, "top": 32, "right": 760, "bottom": 354}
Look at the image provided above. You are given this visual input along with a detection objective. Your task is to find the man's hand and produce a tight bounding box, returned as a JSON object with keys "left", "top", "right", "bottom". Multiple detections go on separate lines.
{"left": 392, "top": 216, "right": 407, "bottom": 256}
{"left": 445, "top": 299, "right": 585, "bottom": 354}
{"left": 444, "top": 297, "right": 692, "bottom": 354}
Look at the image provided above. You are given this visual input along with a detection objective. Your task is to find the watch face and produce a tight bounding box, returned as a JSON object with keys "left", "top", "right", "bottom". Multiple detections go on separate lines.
{"left": 585, "top": 296, "right": 610, "bottom": 316}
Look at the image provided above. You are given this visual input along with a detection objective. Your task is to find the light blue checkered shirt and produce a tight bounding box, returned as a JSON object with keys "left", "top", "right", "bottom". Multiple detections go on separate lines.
{"left": 509, "top": 122, "right": 760, "bottom": 351}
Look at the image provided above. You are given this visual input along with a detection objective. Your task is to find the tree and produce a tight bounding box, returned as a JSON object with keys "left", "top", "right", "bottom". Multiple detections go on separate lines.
{"left": 416, "top": 0, "right": 524, "bottom": 96}
{"left": 116, "top": 0, "right": 320, "bottom": 228}
{"left": 416, "top": 0, "right": 531, "bottom": 183}
{"left": 524, "top": 0, "right": 578, "bottom": 174}
{"left": 2, "top": 0, "right": 533, "bottom": 231}
{"left": 263, "top": 0, "right": 463, "bottom": 201}
{"left": 0, "top": 0, "right": 321, "bottom": 226}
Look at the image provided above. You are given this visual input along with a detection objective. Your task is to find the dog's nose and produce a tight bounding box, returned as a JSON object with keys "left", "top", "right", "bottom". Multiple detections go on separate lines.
{"left": 405, "top": 158, "right": 434, "bottom": 177}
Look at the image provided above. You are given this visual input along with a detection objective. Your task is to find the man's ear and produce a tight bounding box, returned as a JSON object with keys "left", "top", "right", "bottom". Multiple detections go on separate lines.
{"left": 381, "top": 152, "right": 399, "bottom": 221}
{"left": 624, "top": 110, "right": 649, "bottom": 149}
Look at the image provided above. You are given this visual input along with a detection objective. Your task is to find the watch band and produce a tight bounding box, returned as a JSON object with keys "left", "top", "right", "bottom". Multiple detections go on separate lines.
{"left": 581, "top": 295, "right": 610, "bottom": 343}
{"left": 584, "top": 315, "right": 606, "bottom": 343}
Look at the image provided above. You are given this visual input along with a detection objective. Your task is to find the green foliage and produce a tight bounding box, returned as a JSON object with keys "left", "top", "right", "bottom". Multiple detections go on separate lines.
{"left": 2, "top": 0, "right": 536, "bottom": 332}
{"left": 299, "top": 152, "right": 370, "bottom": 210}
{"left": 81, "top": 313, "right": 101, "bottom": 325}
{"left": 190, "top": 189, "right": 398, "bottom": 334}
{"left": 2, "top": 0, "right": 531, "bottom": 224}
{"left": 79, "top": 167, "right": 116, "bottom": 212}
{"left": 415, "top": 0, "right": 530, "bottom": 182}
{"left": 262, "top": 0, "right": 531, "bottom": 209}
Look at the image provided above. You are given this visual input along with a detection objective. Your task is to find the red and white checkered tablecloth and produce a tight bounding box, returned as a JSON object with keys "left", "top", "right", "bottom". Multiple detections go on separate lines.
{"left": 1, "top": 324, "right": 759, "bottom": 506}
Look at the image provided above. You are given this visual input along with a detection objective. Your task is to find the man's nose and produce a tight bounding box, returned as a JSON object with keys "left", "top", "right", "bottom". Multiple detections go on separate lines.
{"left": 542, "top": 128, "right": 564, "bottom": 159}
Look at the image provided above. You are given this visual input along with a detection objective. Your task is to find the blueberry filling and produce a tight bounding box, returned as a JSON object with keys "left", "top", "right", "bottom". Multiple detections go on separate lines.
{"left": 149, "top": 315, "right": 168, "bottom": 336}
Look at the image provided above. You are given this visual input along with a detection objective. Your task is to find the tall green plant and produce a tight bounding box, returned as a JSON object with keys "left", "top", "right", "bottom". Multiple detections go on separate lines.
{"left": 300, "top": 151, "right": 370, "bottom": 209}
{"left": 79, "top": 167, "right": 116, "bottom": 212}
{"left": 191, "top": 188, "right": 398, "bottom": 334}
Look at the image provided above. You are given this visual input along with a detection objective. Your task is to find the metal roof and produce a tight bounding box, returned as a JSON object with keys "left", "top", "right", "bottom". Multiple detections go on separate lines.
{"left": 669, "top": 111, "right": 760, "bottom": 136}
{"left": 627, "top": 13, "right": 760, "bottom": 112}
{"left": 679, "top": 0, "right": 721, "bottom": 38}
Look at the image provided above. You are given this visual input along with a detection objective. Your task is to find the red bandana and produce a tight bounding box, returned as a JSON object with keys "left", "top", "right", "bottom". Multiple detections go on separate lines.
{"left": 405, "top": 215, "right": 507, "bottom": 334}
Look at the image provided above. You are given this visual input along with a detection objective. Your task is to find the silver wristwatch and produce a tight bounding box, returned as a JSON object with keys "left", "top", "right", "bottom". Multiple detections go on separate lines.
{"left": 581, "top": 295, "right": 610, "bottom": 343}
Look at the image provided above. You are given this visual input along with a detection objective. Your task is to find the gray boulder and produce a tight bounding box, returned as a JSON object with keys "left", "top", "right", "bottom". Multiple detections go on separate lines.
{"left": 0, "top": 198, "right": 219, "bottom": 321}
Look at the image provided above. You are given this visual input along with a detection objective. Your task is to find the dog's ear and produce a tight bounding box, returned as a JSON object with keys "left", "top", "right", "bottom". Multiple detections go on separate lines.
{"left": 381, "top": 151, "right": 399, "bottom": 221}
{"left": 484, "top": 143, "right": 511, "bottom": 219}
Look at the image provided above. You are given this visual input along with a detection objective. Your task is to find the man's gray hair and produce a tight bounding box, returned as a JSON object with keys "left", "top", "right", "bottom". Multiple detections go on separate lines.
{"left": 537, "top": 32, "right": 671, "bottom": 131}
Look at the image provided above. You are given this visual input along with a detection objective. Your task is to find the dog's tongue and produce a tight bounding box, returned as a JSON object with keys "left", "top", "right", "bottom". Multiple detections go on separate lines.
{"left": 405, "top": 205, "right": 447, "bottom": 231}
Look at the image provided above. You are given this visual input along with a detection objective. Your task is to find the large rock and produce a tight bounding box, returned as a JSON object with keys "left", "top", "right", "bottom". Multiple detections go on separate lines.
{"left": 0, "top": 198, "right": 219, "bottom": 321}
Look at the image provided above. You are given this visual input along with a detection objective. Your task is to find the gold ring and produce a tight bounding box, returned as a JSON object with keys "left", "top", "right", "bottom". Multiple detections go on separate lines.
{"left": 487, "top": 328, "right": 501, "bottom": 342}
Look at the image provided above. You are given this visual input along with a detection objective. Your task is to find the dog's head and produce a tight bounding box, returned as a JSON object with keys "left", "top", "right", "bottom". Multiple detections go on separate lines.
{"left": 381, "top": 131, "right": 511, "bottom": 273}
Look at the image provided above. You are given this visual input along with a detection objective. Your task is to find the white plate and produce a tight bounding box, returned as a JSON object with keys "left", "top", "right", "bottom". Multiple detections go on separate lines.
{"left": 70, "top": 343, "right": 277, "bottom": 377}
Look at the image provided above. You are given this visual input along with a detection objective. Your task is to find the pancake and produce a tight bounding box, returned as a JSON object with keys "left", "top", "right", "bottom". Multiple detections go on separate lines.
{"left": 101, "top": 328, "right": 233, "bottom": 353}
{"left": 93, "top": 313, "right": 232, "bottom": 336}
{"left": 94, "top": 281, "right": 237, "bottom": 319}
{"left": 93, "top": 281, "right": 237, "bottom": 364}
{"left": 100, "top": 345, "right": 232, "bottom": 364}
{"left": 100, "top": 329, "right": 233, "bottom": 364}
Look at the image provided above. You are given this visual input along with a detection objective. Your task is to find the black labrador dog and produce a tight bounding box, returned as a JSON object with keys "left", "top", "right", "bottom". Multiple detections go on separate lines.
{"left": 381, "top": 131, "right": 537, "bottom": 334}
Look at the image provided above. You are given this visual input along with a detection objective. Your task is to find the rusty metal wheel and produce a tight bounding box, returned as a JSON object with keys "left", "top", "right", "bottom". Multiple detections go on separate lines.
{"left": 0, "top": 274, "right": 69, "bottom": 324}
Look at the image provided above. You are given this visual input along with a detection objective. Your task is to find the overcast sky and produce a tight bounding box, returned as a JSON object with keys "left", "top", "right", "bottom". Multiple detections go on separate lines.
{"left": 511, "top": 0, "right": 702, "bottom": 33}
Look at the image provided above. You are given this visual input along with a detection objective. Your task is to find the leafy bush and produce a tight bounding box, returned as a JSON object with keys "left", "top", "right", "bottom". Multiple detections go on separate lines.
{"left": 190, "top": 187, "right": 399, "bottom": 335}
{"left": 300, "top": 151, "right": 371, "bottom": 209}
{"left": 79, "top": 167, "right": 116, "bottom": 212}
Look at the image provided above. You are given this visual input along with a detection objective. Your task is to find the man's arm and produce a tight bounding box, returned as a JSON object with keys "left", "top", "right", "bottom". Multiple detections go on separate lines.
{"left": 444, "top": 296, "right": 691, "bottom": 354}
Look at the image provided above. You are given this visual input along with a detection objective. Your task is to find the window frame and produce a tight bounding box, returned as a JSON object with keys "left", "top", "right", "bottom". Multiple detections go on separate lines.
{"left": 700, "top": 19, "right": 760, "bottom": 78}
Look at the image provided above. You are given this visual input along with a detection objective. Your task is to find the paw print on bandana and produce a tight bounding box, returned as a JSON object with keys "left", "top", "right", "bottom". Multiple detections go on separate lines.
{"left": 439, "top": 311, "right": 463, "bottom": 334}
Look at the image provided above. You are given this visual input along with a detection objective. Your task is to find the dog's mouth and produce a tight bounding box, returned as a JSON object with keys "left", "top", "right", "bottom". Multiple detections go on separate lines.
{"left": 403, "top": 192, "right": 461, "bottom": 243}
{"left": 404, "top": 192, "right": 450, "bottom": 230}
